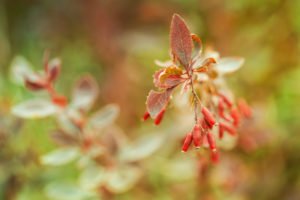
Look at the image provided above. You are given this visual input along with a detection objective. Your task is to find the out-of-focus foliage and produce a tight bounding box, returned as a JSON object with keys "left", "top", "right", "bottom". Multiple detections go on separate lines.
{"left": 0, "top": 0, "right": 300, "bottom": 199}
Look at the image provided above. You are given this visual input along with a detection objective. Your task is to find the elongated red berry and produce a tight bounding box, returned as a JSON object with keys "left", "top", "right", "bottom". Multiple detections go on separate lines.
{"left": 201, "top": 107, "right": 216, "bottom": 127}
{"left": 218, "top": 126, "right": 224, "bottom": 139}
{"left": 200, "top": 118, "right": 213, "bottom": 130}
{"left": 206, "top": 132, "right": 216, "bottom": 150}
{"left": 154, "top": 109, "right": 165, "bottom": 125}
{"left": 230, "top": 107, "right": 240, "bottom": 127}
{"left": 219, "top": 122, "right": 236, "bottom": 136}
{"left": 182, "top": 132, "right": 193, "bottom": 152}
{"left": 219, "top": 93, "right": 233, "bottom": 108}
{"left": 192, "top": 124, "right": 202, "bottom": 148}
{"left": 211, "top": 149, "right": 219, "bottom": 164}
{"left": 238, "top": 98, "right": 252, "bottom": 118}
{"left": 142, "top": 111, "right": 150, "bottom": 121}
{"left": 218, "top": 99, "right": 231, "bottom": 121}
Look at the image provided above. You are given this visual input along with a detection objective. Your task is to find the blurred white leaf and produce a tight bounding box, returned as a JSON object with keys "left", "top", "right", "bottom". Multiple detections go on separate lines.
{"left": 105, "top": 165, "right": 142, "bottom": 193}
{"left": 79, "top": 165, "right": 105, "bottom": 190}
{"left": 10, "top": 56, "right": 34, "bottom": 85}
{"left": 162, "top": 156, "right": 197, "bottom": 182}
{"left": 215, "top": 57, "right": 244, "bottom": 75}
{"left": 41, "top": 148, "right": 79, "bottom": 166}
{"left": 119, "top": 134, "right": 164, "bottom": 162}
{"left": 154, "top": 59, "right": 173, "bottom": 68}
{"left": 45, "top": 182, "right": 97, "bottom": 200}
{"left": 87, "top": 104, "right": 119, "bottom": 131}
{"left": 56, "top": 108, "right": 82, "bottom": 134}
{"left": 12, "top": 99, "right": 57, "bottom": 118}
{"left": 71, "top": 75, "right": 99, "bottom": 112}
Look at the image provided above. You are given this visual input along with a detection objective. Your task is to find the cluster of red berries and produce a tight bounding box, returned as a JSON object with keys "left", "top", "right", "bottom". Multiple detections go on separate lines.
{"left": 182, "top": 95, "right": 252, "bottom": 163}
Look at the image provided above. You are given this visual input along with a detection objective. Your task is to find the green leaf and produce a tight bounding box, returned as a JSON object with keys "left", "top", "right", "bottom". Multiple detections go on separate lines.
{"left": 45, "top": 182, "right": 97, "bottom": 200}
{"left": 12, "top": 99, "right": 57, "bottom": 119}
{"left": 41, "top": 148, "right": 79, "bottom": 166}
{"left": 71, "top": 75, "right": 99, "bottom": 112}
{"left": 119, "top": 134, "right": 164, "bottom": 162}
{"left": 10, "top": 55, "right": 34, "bottom": 85}
{"left": 87, "top": 104, "right": 119, "bottom": 131}
{"left": 79, "top": 165, "right": 105, "bottom": 190}
{"left": 105, "top": 165, "right": 142, "bottom": 193}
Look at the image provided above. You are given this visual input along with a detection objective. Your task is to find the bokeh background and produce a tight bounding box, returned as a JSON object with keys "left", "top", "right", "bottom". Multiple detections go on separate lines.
{"left": 0, "top": 0, "right": 300, "bottom": 199}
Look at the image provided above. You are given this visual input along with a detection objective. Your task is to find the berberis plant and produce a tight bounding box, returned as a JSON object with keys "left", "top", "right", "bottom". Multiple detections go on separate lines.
{"left": 10, "top": 54, "right": 165, "bottom": 199}
{"left": 144, "top": 14, "right": 251, "bottom": 163}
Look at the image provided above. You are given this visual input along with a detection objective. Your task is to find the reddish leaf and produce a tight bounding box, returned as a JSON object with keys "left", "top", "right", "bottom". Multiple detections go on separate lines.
{"left": 146, "top": 89, "right": 173, "bottom": 118}
{"left": 25, "top": 77, "right": 46, "bottom": 91}
{"left": 153, "top": 66, "right": 184, "bottom": 89}
{"left": 170, "top": 14, "right": 193, "bottom": 70}
{"left": 153, "top": 69, "right": 164, "bottom": 87}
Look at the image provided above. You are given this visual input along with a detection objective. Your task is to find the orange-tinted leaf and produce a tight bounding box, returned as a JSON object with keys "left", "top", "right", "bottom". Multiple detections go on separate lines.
{"left": 153, "top": 66, "right": 184, "bottom": 89}
{"left": 146, "top": 89, "right": 173, "bottom": 118}
{"left": 191, "top": 33, "right": 202, "bottom": 58}
{"left": 170, "top": 14, "right": 193, "bottom": 70}
{"left": 194, "top": 57, "right": 217, "bottom": 72}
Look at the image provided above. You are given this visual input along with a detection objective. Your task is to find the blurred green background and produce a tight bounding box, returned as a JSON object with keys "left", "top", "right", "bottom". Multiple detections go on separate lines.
{"left": 0, "top": 0, "right": 300, "bottom": 199}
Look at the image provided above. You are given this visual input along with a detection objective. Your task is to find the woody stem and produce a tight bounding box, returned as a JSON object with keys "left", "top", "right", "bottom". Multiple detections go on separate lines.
{"left": 188, "top": 69, "right": 199, "bottom": 124}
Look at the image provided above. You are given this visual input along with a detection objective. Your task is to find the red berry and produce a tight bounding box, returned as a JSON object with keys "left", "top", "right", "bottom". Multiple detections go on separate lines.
{"left": 142, "top": 111, "right": 150, "bottom": 121}
{"left": 207, "top": 132, "right": 216, "bottom": 150}
{"left": 154, "top": 109, "right": 165, "bottom": 125}
{"left": 201, "top": 107, "right": 216, "bottom": 128}
{"left": 192, "top": 124, "right": 202, "bottom": 148}
{"left": 182, "top": 132, "right": 193, "bottom": 152}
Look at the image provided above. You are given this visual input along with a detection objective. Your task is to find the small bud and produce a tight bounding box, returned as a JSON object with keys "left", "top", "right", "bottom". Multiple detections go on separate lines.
{"left": 219, "top": 93, "right": 233, "bottom": 108}
{"left": 219, "top": 122, "right": 236, "bottom": 136}
{"left": 230, "top": 107, "right": 240, "bottom": 127}
{"left": 238, "top": 98, "right": 252, "bottom": 118}
{"left": 201, "top": 106, "right": 216, "bottom": 127}
{"left": 206, "top": 132, "right": 216, "bottom": 150}
{"left": 82, "top": 136, "right": 93, "bottom": 152}
{"left": 52, "top": 95, "right": 68, "bottom": 107}
{"left": 182, "top": 132, "right": 193, "bottom": 152}
{"left": 154, "top": 109, "right": 165, "bottom": 125}
{"left": 47, "top": 58, "right": 61, "bottom": 82}
{"left": 142, "top": 111, "right": 150, "bottom": 121}
{"left": 218, "top": 99, "right": 231, "bottom": 121}
{"left": 192, "top": 124, "right": 202, "bottom": 148}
